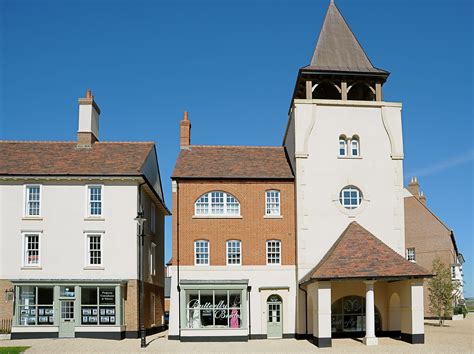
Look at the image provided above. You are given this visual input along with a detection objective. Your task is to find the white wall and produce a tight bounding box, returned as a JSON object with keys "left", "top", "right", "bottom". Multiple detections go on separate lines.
{"left": 290, "top": 99, "right": 406, "bottom": 277}
{"left": 0, "top": 179, "right": 139, "bottom": 280}
{"left": 168, "top": 265, "right": 296, "bottom": 337}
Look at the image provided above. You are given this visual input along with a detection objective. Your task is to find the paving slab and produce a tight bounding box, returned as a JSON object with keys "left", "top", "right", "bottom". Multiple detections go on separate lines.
{"left": 1, "top": 316, "right": 473, "bottom": 353}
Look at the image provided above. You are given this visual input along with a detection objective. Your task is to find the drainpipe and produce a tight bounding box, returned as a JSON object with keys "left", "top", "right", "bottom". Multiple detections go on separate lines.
{"left": 247, "top": 285, "right": 252, "bottom": 339}
{"left": 299, "top": 284, "right": 308, "bottom": 339}
{"left": 176, "top": 180, "right": 181, "bottom": 339}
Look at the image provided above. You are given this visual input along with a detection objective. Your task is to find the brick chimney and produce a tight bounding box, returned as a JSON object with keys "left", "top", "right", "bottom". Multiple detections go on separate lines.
{"left": 407, "top": 176, "right": 420, "bottom": 196}
{"left": 180, "top": 111, "right": 191, "bottom": 149}
{"left": 77, "top": 89, "right": 101, "bottom": 147}
{"left": 407, "top": 176, "right": 427, "bottom": 204}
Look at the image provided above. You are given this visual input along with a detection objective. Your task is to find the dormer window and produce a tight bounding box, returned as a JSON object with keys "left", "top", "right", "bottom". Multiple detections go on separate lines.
{"left": 195, "top": 191, "right": 240, "bottom": 216}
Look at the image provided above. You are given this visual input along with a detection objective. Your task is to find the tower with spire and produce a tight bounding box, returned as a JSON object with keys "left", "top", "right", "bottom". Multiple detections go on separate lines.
{"left": 285, "top": 1, "right": 427, "bottom": 348}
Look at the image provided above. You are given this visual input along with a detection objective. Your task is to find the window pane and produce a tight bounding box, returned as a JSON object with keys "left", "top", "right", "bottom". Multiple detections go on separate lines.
{"left": 267, "top": 240, "right": 281, "bottom": 264}
{"left": 88, "top": 235, "right": 102, "bottom": 265}
{"left": 339, "top": 186, "right": 362, "bottom": 209}
{"left": 266, "top": 191, "right": 280, "bottom": 215}
{"left": 25, "top": 234, "right": 40, "bottom": 265}
{"left": 195, "top": 241, "right": 209, "bottom": 265}
{"left": 211, "top": 192, "right": 224, "bottom": 214}
{"left": 195, "top": 194, "right": 209, "bottom": 215}
{"left": 89, "top": 186, "right": 102, "bottom": 215}
{"left": 81, "top": 287, "right": 98, "bottom": 305}
{"left": 227, "top": 241, "right": 241, "bottom": 265}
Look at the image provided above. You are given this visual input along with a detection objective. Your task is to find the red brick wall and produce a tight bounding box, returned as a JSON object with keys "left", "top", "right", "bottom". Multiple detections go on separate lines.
{"left": 172, "top": 179, "right": 295, "bottom": 266}
{"left": 404, "top": 196, "right": 456, "bottom": 316}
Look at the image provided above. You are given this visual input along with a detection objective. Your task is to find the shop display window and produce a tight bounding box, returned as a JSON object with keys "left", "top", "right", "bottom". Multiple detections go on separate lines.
{"left": 18, "top": 286, "right": 54, "bottom": 326}
{"left": 185, "top": 289, "right": 242, "bottom": 329}
{"left": 81, "top": 287, "right": 116, "bottom": 325}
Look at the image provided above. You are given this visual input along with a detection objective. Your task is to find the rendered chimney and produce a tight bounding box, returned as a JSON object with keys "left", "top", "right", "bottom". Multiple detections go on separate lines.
{"left": 180, "top": 110, "right": 191, "bottom": 149}
{"left": 77, "top": 89, "right": 101, "bottom": 147}
{"left": 407, "top": 176, "right": 420, "bottom": 197}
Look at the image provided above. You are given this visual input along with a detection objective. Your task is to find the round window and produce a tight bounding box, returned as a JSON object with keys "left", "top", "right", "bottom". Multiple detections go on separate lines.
{"left": 339, "top": 186, "right": 362, "bottom": 209}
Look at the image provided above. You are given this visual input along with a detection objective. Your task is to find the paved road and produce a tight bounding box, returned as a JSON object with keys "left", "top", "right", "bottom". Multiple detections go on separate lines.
{"left": 1, "top": 316, "right": 473, "bottom": 353}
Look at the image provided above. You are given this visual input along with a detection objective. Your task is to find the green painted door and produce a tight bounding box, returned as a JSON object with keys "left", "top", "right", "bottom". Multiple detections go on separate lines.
{"left": 267, "top": 297, "right": 282, "bottom": 339}
{"left": 59, "top": 300, "right": 75, "bottom": 338}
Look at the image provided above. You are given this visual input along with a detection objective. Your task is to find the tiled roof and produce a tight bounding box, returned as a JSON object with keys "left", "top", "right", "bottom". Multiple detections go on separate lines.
{"left": 303, "top": 1, "right": 388, "bottom": 75}
{"left": 300, "top": 222, "right": 431, "bottom": 283}
{"left": 0, "top": 141, "right": 154, "bottom": 176}
{"left": 172, "top": 145, "right": 294, "bottom": 179}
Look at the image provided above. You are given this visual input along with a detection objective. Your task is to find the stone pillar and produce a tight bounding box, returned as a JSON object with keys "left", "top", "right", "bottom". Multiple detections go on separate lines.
{"left": 363, "top": 281, "right": 378, "bottom": 346}
{"left": 306, "top": 80, "right": 313, "bottom": 99}
{"left": 401, "top": 280, "right": 425, "bottom": 344}
{"left": 375, "top": 82, "right": 382, "bottom": 101}
{"left": 341, "top": 81, "right": 348, "bottom": 100}
{"left": 309, "top": 281, "right": 332, "bottom": 348}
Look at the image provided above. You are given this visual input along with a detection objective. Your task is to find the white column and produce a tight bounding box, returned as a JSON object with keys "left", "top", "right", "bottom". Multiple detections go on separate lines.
{"left": 309, "top": 281, "right": 332, "bottom": 348}
{"left": 363, "top": 280, "right": 378, "bottom": 346}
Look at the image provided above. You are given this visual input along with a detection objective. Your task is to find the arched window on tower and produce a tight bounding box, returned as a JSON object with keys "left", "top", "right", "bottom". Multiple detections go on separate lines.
{"left": 313, "top": 82, "right": 341, "bottom": 100}
{"left": 339, "top": 136, "right": 348, "bottom": 157}
{"left": 351, "top": 137, "right": 360, "bottom": 157}
{"left": 347, "top": 83, "right": 375, "bottom": 101}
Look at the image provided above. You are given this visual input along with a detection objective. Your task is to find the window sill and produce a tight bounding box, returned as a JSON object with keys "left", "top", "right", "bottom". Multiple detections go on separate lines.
{"left": 21, "top": 266, "right": 42, "bottom": 270}
{"left": 22, "top": 217, "right": 43, "bottom": 221}
{"left": 84, "top": 217, "right": 105, "bottom": 221}
{"left": 337, "top": 156, "right": 362, "bottom": 160}
{"left": 84, "top": 266, "right": 105, "bottom": 270}
{"left": 264, "top": 215, "right": 282, "bottom": 219}
{"left": 192, "top": 215, "right": 242, "bottom": 219}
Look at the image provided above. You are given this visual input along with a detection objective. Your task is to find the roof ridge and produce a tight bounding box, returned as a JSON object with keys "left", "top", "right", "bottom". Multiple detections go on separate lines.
{"left": 191, "top": 145, "right": 283, "bottom": 149}
{"left": 0, "top": 140, "right": 155, "bottom": 144}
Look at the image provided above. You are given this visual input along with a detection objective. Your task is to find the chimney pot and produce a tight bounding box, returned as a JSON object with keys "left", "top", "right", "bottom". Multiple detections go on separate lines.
{"left": 86, "top": 89, "right": 92, "bottom": 99}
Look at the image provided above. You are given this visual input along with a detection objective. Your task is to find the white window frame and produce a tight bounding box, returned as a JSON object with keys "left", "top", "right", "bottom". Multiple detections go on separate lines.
{"left": 150, "top": 242, "right": 156, "bottom": 276}
{"left": 86, "top": 185, "right": 104, "bottom": 218}
{"left": 22, "top": 232, "right": 42, "bottom": 268}
{"left": 406, "top": 248, "right": 416, "bottom": 262}
{"left": 451, "top": 265, "right": 456, "bottom": 279}
{"left": 24, "top": 184, "right": 42, "bottom": 217}
{"left": 85, "top": 232, "right": 104, "bottom": 267}
{"left": 339, "top": 138, "right": 347, "bottom": 157}
{"left": 226, "top": 240, "right": 241, "bottom": 265}
{"left": 339, "top": 186, "right": 362, "bottom": 210}
{"left": 351, "top": 139, "right": 360, "bottom": 156}
{"left": 194, "top": 191, "right": 240, "bottom": 216}
{"left": 194, "top": 240, "right": 209, "bottom": 266}
{"left": 266, "top": 240, "right": 281, "bottom": 265}
{"left": 265, "top": 190, "right": 281, "bottom": 216}
{"left": 150, "top": 203, "right": 156, "bottom": 233}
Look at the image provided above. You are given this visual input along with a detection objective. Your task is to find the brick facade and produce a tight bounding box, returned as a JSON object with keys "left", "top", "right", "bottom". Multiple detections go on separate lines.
{"left": 172, "top": 180, "right": 295, "bottom": 266}
{"left": 0, "top": 280, "right": 13, "bottom": 327}
{"left": 404, "top": 195, "right": 456, "bottom": 317}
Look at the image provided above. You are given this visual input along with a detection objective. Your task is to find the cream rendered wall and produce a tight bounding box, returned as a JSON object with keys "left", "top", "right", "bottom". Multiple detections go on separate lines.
{"left": 289, "top": 99, "right": 405, "bottom": 276}
{"left": 0, "top": 180, "right": 139, "bottom": 280}
{"left": 168, "top": 265, "right": 296, "bottom": 337}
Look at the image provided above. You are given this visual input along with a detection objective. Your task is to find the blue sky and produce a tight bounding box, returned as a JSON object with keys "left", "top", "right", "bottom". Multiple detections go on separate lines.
{"left": 1, "top": 0, "right": 472, "bottom": 295}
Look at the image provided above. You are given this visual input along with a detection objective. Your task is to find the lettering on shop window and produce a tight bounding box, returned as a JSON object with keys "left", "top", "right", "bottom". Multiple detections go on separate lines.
{"left": 187, "top": 299, "right": 240, "bottom": 319}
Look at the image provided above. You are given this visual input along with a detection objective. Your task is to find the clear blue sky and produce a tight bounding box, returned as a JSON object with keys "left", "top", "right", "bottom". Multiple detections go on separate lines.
{"left": 1, "top": 1, "right": 472, "bottom": 295}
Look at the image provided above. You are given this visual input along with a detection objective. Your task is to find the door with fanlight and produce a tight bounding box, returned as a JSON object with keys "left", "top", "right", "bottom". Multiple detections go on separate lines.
{"left": 267, "top": 295, "right": 283, "bottom": 339}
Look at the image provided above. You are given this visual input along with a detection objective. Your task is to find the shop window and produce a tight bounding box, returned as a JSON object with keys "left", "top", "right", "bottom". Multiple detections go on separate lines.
{"left": 195, "top": 191, "right": 240, "bottom": 216}
{"left": 18, "top": 286, "right": 54, "bottom": 326}
{"left": 265, "top": 190, "right": 281, "bottom": 216}
{"left": 185, "top": 289, "right": 242, "bottom": 329}
{"left": 81, "top": 287, "right": 116, "bottom": 325}
{"left": 331, "top": 295, "right": 382, "bottom": 334}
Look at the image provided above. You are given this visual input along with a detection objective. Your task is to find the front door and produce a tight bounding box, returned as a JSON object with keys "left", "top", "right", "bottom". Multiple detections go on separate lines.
{"left": 267, "top": 295, "right": 283, "bottom": 339}
{"left": 59, "top": 300, "right": 75, "bottom": 338}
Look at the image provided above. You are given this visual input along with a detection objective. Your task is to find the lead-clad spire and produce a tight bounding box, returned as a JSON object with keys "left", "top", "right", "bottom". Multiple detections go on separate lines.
{"left": 306, "top": 1, "right": 387, "bottom": 74}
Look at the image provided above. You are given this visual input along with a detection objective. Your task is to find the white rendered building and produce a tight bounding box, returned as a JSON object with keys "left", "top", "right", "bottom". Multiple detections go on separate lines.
{"left": 0, "top": 90, "right": 170, "bottom": 339}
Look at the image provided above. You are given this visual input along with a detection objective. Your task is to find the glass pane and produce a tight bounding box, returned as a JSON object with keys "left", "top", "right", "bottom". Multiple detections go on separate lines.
{"left": 20, "top": 286, "right": 36, "bottom": 305}
{"left": 99, "top": 288, "right": 115, "bottom": 305}
{"left": 200, "top": 290, "right": 213, "bottom": 327}
{"left": 81, "top": 287, "right": 98, "bottom": 305}
{"left": 38, "top": 287, "right": 54, "bottom": 304}
{"left": 60, "top": 286, "right": 75, "bottom": 298}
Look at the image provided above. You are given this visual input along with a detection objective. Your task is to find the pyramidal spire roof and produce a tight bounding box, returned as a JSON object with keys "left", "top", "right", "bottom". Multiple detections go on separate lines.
{"left": 303, "top": 1, "right": 388, "bottom": 75}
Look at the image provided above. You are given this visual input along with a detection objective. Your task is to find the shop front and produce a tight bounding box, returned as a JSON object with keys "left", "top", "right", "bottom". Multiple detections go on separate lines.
{"left": 11, "top": 280, "right": 126, "bottom": 339}
{"left": 178, "top": 280, "right": 249, "bottom": 341}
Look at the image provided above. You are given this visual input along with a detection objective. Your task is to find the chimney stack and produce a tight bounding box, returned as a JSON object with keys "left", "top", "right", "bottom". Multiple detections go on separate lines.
{"left": 180, "top": 110, "right": 191, "bottom": 149}
{"left": 419, "top": 191, "right": 427, "bottom": 205}
{"left": 407, "top": 176, "right": 420, "bottom": 196}
{"left": 77, "top": 89, "right": 101, "bottom": 147}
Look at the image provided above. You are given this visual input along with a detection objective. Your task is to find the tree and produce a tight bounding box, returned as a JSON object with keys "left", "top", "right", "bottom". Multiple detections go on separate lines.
{"left": 428, "top": 257, "right": 458, "bottom": 326}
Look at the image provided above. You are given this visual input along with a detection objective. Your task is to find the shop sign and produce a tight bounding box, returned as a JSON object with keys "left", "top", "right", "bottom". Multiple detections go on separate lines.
{"left": 99, "top": 289, "right": 115, "bottom": 304}
{"left": 188, "top": 299, "right": 240, "bottom": 319}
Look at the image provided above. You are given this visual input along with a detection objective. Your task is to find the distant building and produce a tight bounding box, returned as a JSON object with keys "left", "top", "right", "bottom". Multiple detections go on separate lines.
{"left": 404, "top": 177, "right": 465, "bottom": 317}
{"left": 0, "top": 90, "right": 170, "bottom": 339}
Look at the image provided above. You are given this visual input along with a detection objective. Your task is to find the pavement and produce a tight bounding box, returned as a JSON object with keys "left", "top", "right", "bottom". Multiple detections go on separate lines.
{"left": 1, "top": 316, "right": 473, "bottom": 353}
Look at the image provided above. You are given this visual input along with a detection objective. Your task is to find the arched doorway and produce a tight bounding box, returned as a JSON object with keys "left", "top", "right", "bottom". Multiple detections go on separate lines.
{"left": 331, "top": 295, "right": 382, "bottom": 337}
{"left": 389, "top": 293, "right": 401, "bottom": 331}
{"left": 267, "top": 294, "right": 282, "bottom": 339}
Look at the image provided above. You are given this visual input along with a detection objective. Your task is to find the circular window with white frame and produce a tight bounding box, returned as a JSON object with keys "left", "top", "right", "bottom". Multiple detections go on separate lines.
{"left": 339, "top": 186, "right": 362, "bottom": 209}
